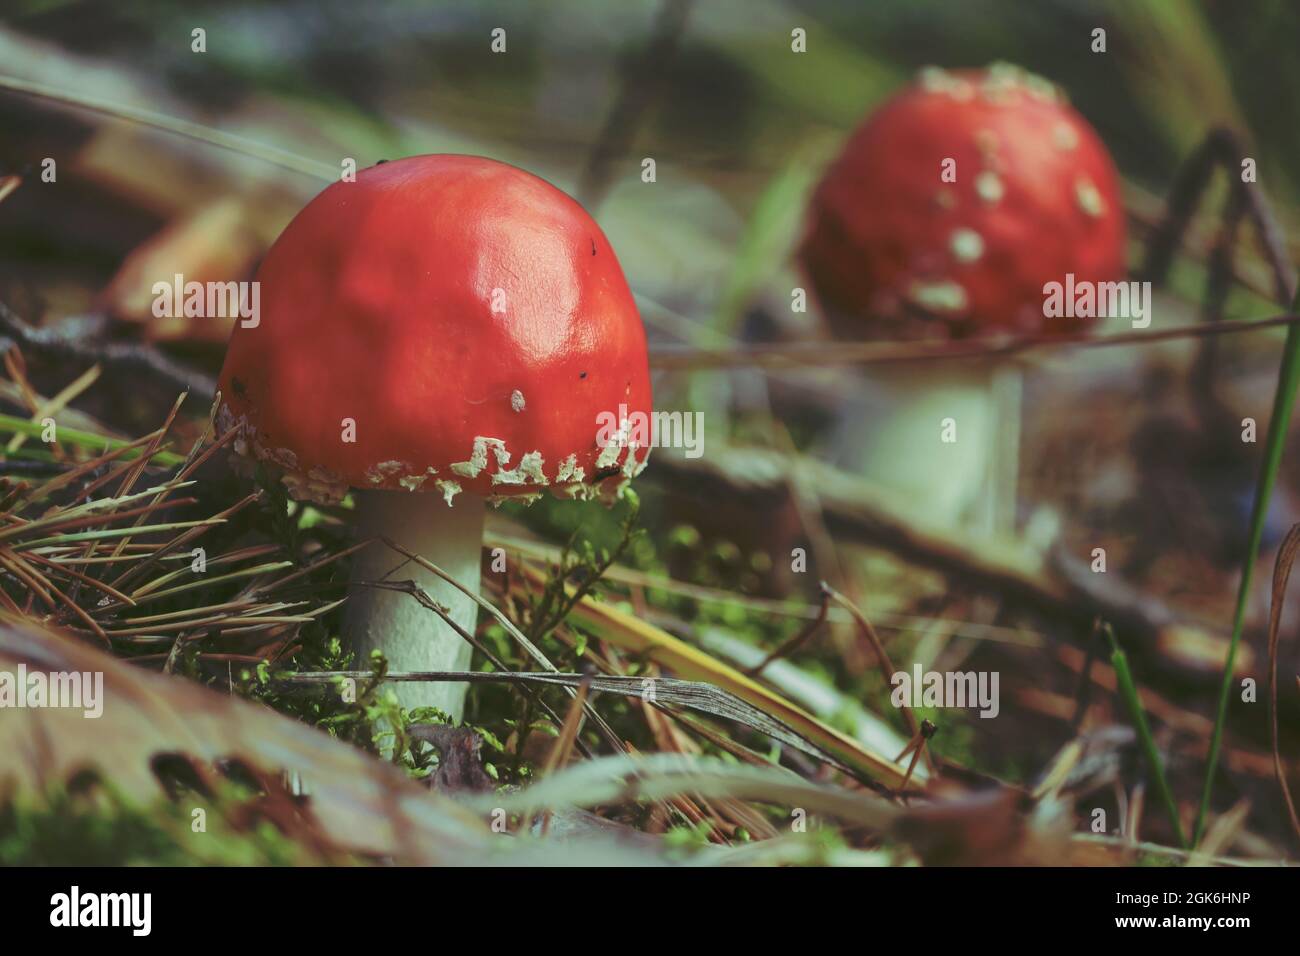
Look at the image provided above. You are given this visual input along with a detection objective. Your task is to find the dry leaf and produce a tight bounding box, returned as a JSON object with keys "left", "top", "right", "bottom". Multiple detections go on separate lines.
{"left": 0, "top": 612, "right": 486, "bottom": 862}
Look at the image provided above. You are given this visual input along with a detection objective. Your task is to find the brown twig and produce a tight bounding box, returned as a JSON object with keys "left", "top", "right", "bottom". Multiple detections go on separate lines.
{"left": 0, "top": 301, "right": 216, "bottom": 399}
{"left": 1140, "top": 126, "right": 1297, "bottom": 306}
{"left": 1069, "top": 617, "right": 1105, "bottom": 732}
{"left": 648, "top": 311, "right": 1300, "bottom": 370}
{"left": 534, "top": 673, "right": 593, "bottom": 836}
{"left": 894, "top": 719, "right": 937, "bottom": 793}
{"left": 824, "top": 586, "right": 936, "bottom": 777}
{"left": 745, "top": 580, "right": 831, "bottom": 677}
{"left": 1266, "top": 523, "right": 1300, "bottom": 845}
{"left": 576, "top": 0, "right": 693, "bottom": 208}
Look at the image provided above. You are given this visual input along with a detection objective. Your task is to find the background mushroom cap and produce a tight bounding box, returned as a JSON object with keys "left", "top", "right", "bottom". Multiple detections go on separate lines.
{"left": 218, "top": 154, "right": 652, "bottom": 506}
{"left": 800, "top": 63, "right": 1127, "bottom": 341}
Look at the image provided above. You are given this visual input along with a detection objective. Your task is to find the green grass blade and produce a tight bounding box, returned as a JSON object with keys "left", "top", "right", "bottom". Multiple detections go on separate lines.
{"left": 0, "top": 73, "right": 335, "bottom": 181}
{"left": 0, "top": 414, "right": 185, "bottom": 467}
{"left": 1195, "top": 287, "right": 1300, "bottom": 845}
{"left": 1104, "top": 623, "right": 1187, "bottom": 849}
{"left": 17, "top": 520, "right": 221, "bottom": 549}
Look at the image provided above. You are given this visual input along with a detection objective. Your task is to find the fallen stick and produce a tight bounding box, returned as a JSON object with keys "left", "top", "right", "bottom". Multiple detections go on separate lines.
{"left": 646, "top": 445, "right": 1241, "bottom": 682}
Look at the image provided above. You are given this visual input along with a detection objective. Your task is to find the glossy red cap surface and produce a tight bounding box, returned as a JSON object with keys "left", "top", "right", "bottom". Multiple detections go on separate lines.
{"left": 218, "top": 155, "right": 652, "bottom": 506}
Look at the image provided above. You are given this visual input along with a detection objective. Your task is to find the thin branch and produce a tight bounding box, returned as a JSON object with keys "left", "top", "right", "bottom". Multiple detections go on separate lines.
{"left": 577, "top": 0, "right": 693, "bottom": 208}
{"left": 0, "top": 301, "right": 216, "bottom": 399}
{"left": 1266, "top": 524, "right": 1300, "bottom": 846}
{"left": 648, "top": 311, "right": 1300, "bottom": 371}
{"left": 745, "top": 581, "right": 831, "bottom": 677}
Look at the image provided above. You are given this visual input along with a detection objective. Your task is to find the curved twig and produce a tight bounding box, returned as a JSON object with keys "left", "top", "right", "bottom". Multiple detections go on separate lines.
{"left": 1266, "top": 523, "right": 1300, "bottom": 845}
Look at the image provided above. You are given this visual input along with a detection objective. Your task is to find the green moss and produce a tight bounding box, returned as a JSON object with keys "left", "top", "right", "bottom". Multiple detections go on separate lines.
{"left": 0, "top": 774, "right": 359, "bottom": 866}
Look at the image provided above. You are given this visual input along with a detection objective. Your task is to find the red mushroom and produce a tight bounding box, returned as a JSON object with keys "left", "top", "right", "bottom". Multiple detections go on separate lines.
{"left": 800, "top": 63, "right": 1127, "bottom": 526}
{"left": 218, "top": 154, "right": 652, "bottom": 718}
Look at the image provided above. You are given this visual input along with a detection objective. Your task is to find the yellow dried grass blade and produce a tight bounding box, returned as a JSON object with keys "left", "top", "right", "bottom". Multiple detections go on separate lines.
{"left": 517, "top": 565, "right": 908, "bottom": 789}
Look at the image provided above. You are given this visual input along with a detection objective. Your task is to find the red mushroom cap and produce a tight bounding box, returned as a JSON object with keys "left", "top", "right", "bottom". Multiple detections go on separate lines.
{"left": 218, "top": 154, "right": 652, "bottom": 506}
{"left": 800, "top": 63, "right": 1127, "bottom": 340}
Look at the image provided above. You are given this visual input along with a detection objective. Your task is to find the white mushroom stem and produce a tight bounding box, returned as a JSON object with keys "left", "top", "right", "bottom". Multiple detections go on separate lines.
{"left": 344, "top": 489, "right": 484, "bottom": 720}
{"left": 830, "top": 359, "right": 1022, "bottom": 531}
{"left": 987, "top": 362, "right": 1023, "bottom": 532}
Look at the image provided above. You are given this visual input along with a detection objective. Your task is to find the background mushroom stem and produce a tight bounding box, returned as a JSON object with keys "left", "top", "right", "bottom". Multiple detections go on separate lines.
{"left": 344, "top": 490, "right": 485, "bottom": 720}
{"left": 831, "top": 359, "right": 1021, "bottom": 531}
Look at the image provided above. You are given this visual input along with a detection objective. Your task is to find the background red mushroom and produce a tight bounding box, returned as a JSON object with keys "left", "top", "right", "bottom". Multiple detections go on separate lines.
{"left": 219, "top": 154, "right": 652, "bottom": 719}
{"left": 801, "top": 63, "right": 1128, "bottom": 528}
